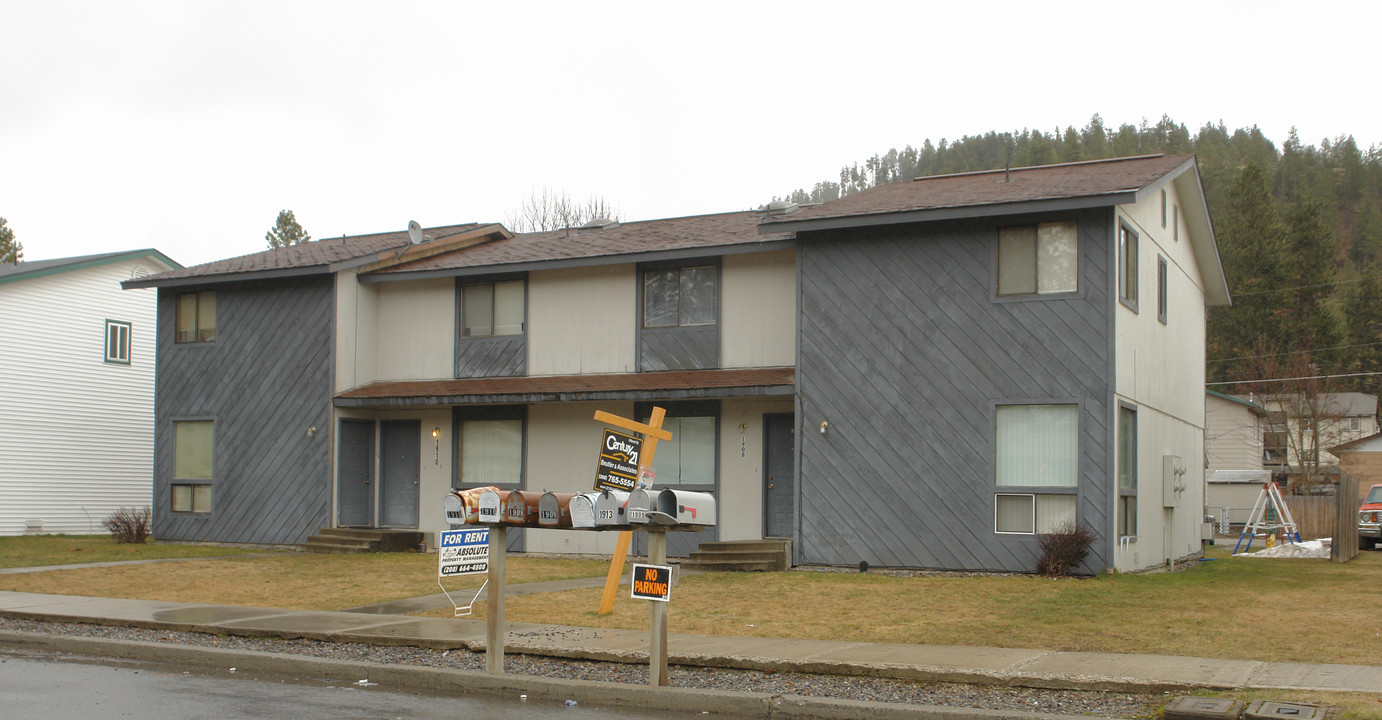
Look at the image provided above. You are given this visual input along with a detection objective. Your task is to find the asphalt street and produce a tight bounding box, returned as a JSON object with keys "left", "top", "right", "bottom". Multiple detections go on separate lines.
{"left": 0, "top": 647, "right": 749, "bottom": 720}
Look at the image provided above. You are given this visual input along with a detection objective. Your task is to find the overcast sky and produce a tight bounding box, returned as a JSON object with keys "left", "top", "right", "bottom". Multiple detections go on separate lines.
{"left": 2, "top": 0, "right": 1376, "bottom": 267}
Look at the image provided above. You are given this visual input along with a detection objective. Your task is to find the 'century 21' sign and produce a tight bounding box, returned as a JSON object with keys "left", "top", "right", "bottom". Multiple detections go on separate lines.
{"left": 594, "top": 429, "right": 642, "bottom": 492}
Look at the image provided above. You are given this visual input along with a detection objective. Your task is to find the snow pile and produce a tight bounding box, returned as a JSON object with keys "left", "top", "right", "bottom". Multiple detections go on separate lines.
{"left": 1238, "top": 538, "right": 1331, "bottom": 559}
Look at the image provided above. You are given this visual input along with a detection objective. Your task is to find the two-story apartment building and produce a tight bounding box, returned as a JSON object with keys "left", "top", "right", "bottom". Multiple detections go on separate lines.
{"left": 127, "top": 153, "right": 1227, "bottom": 573}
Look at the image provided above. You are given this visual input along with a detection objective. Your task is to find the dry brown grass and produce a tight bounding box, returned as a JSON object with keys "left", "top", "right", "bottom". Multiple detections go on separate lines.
{"left": 0, "top": 553, "right": 608, "bottom": 610}
{"left": 419, "top": 547, "right": 1382, "bottom": 667}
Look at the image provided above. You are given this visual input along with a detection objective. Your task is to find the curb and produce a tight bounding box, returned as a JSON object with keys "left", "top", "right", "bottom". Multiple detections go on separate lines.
{"left": 0, "top": 630, "right": 1105, "bottom": 720}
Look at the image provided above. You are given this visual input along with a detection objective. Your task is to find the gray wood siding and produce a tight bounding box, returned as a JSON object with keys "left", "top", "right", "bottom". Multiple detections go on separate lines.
{"left": 153, "top": 277, "right": 333, "bottom": 545}
{"left": 456, "top": 336, "right": 526, "bottom": 377}
{"left": 639, "top": 326, "right": 719, "bottom": 371}
{"left": 795, "top": 210, "right": 1113, "bottom": 573}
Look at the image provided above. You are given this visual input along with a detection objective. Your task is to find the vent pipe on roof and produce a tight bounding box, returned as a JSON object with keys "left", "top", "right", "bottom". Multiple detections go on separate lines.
{"left": 759, "top": 200, "right": 800, "bottom": 216}
{"left": 577, "top": 217, "right": 619, "bottom": 233}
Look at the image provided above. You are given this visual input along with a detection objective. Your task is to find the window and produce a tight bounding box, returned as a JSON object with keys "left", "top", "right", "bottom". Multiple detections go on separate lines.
{"left": 996, "top": 221, "right": 1078, "bottom": 296}
{"left": 174, "top": 420, "right": 214, "bottom": 479}
{"left": 1160, "top": 189, "right": 1167, "bottom": 228}
{"left": 1157, "top": 256, "right": 1168, "bottom": 324}
{"left": 176, "top": 291, "right": 216, "bottom": 343}
{"left": 994, "top": 404, "right": 1078, "bottom": 534}
{"left": 173, "top": 419, "right": 213, "bottom": 515}
{"left": 1118, "top": 405, "right": 1137, "bottom": 538}
{"left": 105, "top": 320, "right": 131, "bottom": 364}
{"left": 1173, "top": 205, "right": 1179, "bottom": 241}
{"left": 458, "top": 419, "right": 523, "bottom": 486}
{"left": 639, "top": 402, "right": 717, "bottom": 488}
{"left": 1118, "top": 223, "right": 1138, "bottom": 309}
{"left": 171, "top": 484, "right": 211, "bottom": 513}
{"left": 643, "top": 266, "right": 717, "bottom": 328}
{"left": 1264, "top": 430, "right": 1288, "bottom": 462}
{"left": 461, "top": 280, "right": 524, "bottom": 338}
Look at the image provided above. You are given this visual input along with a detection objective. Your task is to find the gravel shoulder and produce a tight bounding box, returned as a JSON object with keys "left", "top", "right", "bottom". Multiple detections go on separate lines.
{"left": 0, "top": 616, "right": 1162, "bottom": 718}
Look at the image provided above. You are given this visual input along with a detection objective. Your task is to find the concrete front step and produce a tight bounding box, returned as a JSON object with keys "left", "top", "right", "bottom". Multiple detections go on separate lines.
{"left": 302, "top": 528, "right": 426, "bottom": 554}
{"left": 681, "top": 539, "right": 791, "bottom": 572}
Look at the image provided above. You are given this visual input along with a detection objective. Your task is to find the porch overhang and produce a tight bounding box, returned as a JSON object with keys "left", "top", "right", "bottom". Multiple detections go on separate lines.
{"left": 333, "top": 368, "right": 796, "bottom": 408}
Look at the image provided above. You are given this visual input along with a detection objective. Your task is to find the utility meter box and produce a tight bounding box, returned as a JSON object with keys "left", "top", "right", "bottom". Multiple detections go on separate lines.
{"left": 1163, "top": 455, "right": 1186, "bottom": 508}
{"left": 538, "top": 492, "right": 576, "bottom": 527}
{"left": 626, "top": 489, "right": 657, "bottom": 524}
{"left": 655, "top": 489, "right": 716, "bottom": 526}
{"left": 593, "top": 490, "right": 630, "bottom": 527}
{"left": 569, "top": 492, "right": 603, "bottom": 528}
{"left": 476, "top": 488, "right": 510, "bottom": 524}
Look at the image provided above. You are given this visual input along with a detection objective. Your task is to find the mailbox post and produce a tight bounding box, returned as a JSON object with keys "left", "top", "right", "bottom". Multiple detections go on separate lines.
{"left": 486, "top": 525, "right": 506, "bottom": 675}
{"left": 647, "top": 527, "right": 669, "bottom": 686}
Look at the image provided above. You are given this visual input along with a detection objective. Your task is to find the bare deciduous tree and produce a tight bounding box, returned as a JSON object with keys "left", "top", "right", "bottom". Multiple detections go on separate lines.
{"left": 505, "top": 188, "right": 622, "bottom": 233}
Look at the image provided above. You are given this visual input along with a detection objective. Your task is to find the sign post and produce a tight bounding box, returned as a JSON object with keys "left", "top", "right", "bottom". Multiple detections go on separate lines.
{"left": 592, "top": 408, "right": 672, "bottom": 616}
{"left": 643, "top": 529, "right": 670, "bottom": 685}
{"left": 486, "top": 525, "right": 506, "bottom": 675}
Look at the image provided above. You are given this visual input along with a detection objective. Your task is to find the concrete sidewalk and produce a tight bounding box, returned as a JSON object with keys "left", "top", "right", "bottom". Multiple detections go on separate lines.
{"left": 1, "top": 586, "right": 1378, "bottom": 694}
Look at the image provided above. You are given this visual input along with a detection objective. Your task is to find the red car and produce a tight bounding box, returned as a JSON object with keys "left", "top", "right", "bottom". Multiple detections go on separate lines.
{"left": 1361, "top": 484, "right": 1382, "bottom": 550}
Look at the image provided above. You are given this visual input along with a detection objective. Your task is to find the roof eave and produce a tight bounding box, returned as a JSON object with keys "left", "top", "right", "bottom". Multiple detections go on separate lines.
{"left": 359, "top": 237, "right": 797, "bottom": 284}
{"left": 756, "top": 192, "right": 1139, "bottom": 235}
{"left": 1, "top": 249, "right": 181, "bottom": 288}
{"left": 334, "top": 383, "right": 794, "bottom": 408}
{"left": 123, "top": 263, "right": 333, "bottom": 289}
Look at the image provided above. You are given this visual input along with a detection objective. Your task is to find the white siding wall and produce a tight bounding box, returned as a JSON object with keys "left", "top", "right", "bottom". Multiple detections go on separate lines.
{"left": 1114, "top": 186, "right": 1209, "bottom": 571}
{"left": 722, "top": 250, "right": 795, "bottom": 368}
{"left": 0, "top": 258, "right": 170, "bottom": 535}
{"left": 375, "top": 278, "right": 454, "bottom": 381}
{"left": 1205, "top": 395, "right": 1264, "bottom": 472}
{"left": 527, "top": 265, "right": 637, "bottom": 376}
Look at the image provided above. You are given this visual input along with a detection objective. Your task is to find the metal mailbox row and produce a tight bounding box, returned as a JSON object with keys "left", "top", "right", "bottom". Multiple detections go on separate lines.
{"left": 443, "top": 486, "right": 715, "bottom": 530}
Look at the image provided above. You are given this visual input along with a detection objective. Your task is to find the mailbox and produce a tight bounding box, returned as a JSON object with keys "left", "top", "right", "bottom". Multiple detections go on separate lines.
{"left": 504, "top": 490, "right": 543, "bottom": 525}
{"left": 538, "top": 492, "right": 576, "bottom": 527}
{"left": 476, "top": 488, "right": 509, "bottom": 524}
{"left": 569, "top": 492, "right": 604, "bottom": 528}
{"left": 625, "top": 489, "right": 657, "bottom": 524}
{"left": 444, "top": 485, "right": 498, "bottom": 525}
{"left": 593, "top": 490, "right": 630, "bottom": 527}
{"left": 654, "top": 489, "right": 716, "bottom": 526}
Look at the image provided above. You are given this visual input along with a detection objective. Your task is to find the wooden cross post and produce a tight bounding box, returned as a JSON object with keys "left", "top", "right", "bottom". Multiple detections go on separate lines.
{"left": 593, "top": 407, "right": 672, "bottom": 615}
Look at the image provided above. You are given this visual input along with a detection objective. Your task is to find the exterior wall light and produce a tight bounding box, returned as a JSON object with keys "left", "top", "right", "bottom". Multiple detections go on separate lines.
{"left": 306, "top": 426, "right": 317, "bottom": 438}
{"left": 819, "top": 421, "right": 829, "bottom": 434}
{"left": 432, "top": 427, "right": 441, "bottom": 438}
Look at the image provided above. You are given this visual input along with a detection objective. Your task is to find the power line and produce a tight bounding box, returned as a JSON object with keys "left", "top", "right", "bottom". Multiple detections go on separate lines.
{"left": 1207, "top": 340, "right": 1382, "bottom": 364}
{"left": 1230, "top": 274, "right": 1382, "bottom": 298}
{"left": 1206, "top": 371, "right": 1382, "bottom": 387}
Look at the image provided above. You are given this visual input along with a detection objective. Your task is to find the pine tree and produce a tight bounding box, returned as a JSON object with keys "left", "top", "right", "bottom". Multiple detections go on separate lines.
{"left": 265, "top": 210, "right": 311, "bottom": 249}
{"left": 1343, "top": 266, "right": 1382, "bottom": 392}
{"left": 1206, "top": 164, "right": 1292, "bottom": 385}
{"left": 0, "top": 217, "right": 21, "bottom": 264}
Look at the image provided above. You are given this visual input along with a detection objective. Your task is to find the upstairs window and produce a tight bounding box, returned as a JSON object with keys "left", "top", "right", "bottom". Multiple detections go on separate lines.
{"left": 461, "top": 280, "right": 524, "bottom": 338}
{"left": 105, "top": 320, "right": 131, "bottom": 364}
{"left": 1118, "top": 223, "right": 1139, "bottom": 309}
{"left": 996, "top": 221, "right": 1078, "bottom": 296}
{"left": 643, "top": 266, "right": 717, "bottom": 328}
{"left": 1157, "top": 256, "right": 1168, "bottom": 324}
{"left": 176, "top": 291, "right": 216, "bottom": 343}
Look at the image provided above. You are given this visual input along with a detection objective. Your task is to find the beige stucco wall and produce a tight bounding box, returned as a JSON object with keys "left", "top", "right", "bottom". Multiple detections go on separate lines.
{"left": 722, "top": 250, "right": 796, "bottom": 369}
{"left": 522, "top": 401, "right": 631, "bottom": 555}
{"left": 718, "top": 397, "right": 795, "bottom": 540}
{"left": 1113, "top": 185, "right": 1211, "bottom": 571}
{"left": 527, "top": 265, "right": 637, "bottom": 376}
{"left": 334, "top": 270, "right": 379, "bottom": 392}
{"left": 374, "top": 278, "right": 454, "bottom": 381}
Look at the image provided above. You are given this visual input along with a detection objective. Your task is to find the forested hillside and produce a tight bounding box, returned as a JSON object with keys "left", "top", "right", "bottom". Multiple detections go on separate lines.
{"left": 782, "top": 115, "right": 1382, "bottom": 395}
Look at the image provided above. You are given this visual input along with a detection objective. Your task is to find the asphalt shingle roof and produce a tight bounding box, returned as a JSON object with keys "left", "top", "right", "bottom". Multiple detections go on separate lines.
{"left": 372, "top": 211, "right": 792, "bottom": 276}
{"left": 761, "top": 154, "right": 1194, "bottom": 229}
{"left": 125, "top": 223, "right": 483, "bottom": 286}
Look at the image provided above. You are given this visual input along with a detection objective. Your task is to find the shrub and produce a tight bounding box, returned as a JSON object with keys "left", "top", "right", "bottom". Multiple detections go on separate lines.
{"left": 103, "top": 506, "right": 152, "bottom": 544}
{"left": 1035, "top": 522, "right": 1096, "bottom": 577}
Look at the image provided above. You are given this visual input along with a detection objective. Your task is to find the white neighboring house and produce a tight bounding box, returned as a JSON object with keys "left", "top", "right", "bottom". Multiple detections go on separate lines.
{"left": 1205, "top": 391, "right": 1270, "bottom": 526}
{"left": 0, "top": 250, "right": 181, "bottom": 535}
